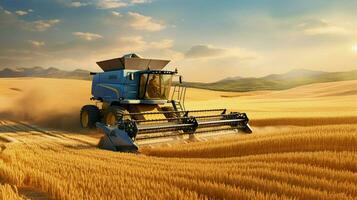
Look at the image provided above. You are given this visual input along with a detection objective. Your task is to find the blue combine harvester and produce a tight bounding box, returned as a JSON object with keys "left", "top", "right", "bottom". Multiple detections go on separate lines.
{"left": 80, "top": 54, "right": 252, "bottom": 151}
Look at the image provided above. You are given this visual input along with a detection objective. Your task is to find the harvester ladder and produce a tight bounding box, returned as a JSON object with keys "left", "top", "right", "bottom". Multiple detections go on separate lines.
{"left": 171, "top": 85, "right": 186, "bottom": 111}
{"left": 172, "top": 100, "right": 184, "bottom": 111}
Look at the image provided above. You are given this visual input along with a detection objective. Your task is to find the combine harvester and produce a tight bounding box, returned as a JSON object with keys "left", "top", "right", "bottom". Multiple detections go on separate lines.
{"left": 80, "top": 54, "right": 252, "bottom": 151}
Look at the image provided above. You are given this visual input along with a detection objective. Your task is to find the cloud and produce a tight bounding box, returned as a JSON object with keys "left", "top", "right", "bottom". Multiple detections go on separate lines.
{"left": 57, "top": 0, "right": 89, "bottom": 8}
{"left": 31, "top": 19, "right": 61, "bottom": 31}
{"left": 69, "top": 1, "right": 89, "bottom": 7}
{"left": 304, "top": 26, "right": 347, "bottom": 36}
{"left": 4, "top": 10, "right": 11, "bottom": 14}
{"left": 117, "top": 36, "right": 177, "bottom": 54}
{"left": 185, "top": 45, "right": 226, "bottom": 58}
{"left": 97, "top": 0, "right": 128, "bottom": 9}
{"left": 0, "top": 8, "right": 24, "bottom": 27}
{"left": 111, "top": 11, "right": 122, "bottom": 17}
{"left": 150, "top": 39, "right": 173, "bottom": 49}
{"left": 73, "top": 32, "right": 103, "bottom": 41}
{"left": 142, "top": 48, "right": 184, "bottom": 61}
{"left": 185, "top": 44, "right": 257, "bottom": 61}
{"left": 28, "top": 40, "right": 45, "bottom": 47}
{"left": 298, "top": 19, "right": 349, "bottom": 36}
{"left": 131, "top": 0, "right": 151, "bottom": 4}
{"left": 97, "top": 0, "right": 151, "bottom": 8}
{"left": 15, "top": 10, "right": 28, "bottom": 16}
{"left": 118, "top": 36, "right": 147, "bottom": 51}
{"left": 128, "top": 12, "right": 165, "bottom": 32}
{"left": 116, "top": 36, "right": 183, "bottom": 61}
{"left": 1, "top": 7, "right": 59, "bottom": 32}
{"left": 0, "top": 8, "right": 59, "bottom": 32}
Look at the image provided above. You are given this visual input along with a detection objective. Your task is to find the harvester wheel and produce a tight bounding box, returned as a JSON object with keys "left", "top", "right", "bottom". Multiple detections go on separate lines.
{"left": 104, "top": 106, "right": 129, "bottom": 126}
{"left": 80, "top": 105, "right": 100, "bottom": 129}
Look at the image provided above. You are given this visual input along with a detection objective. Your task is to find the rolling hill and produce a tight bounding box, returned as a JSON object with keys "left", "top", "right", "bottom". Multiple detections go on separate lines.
{"left": 0, "top": 66, "right": 91, "bottom": 80}
{"left": 2, "top": 67, "right": 357, "bottom": 92}
{"left": 183, "top": 69, "right": 357, "bottom": 92}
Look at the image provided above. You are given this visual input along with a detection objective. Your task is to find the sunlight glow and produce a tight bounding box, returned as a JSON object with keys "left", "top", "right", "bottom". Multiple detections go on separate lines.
{"left": 352, "top": 45, "right": 357, "bottom": 52}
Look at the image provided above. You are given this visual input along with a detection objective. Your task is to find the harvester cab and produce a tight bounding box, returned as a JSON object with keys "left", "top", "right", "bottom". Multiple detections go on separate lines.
{"left": 80, "top": 53, "right": 252, "bottom": 152}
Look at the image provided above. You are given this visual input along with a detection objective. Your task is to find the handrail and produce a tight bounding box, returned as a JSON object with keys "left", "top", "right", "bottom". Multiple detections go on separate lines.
{"left": 170, "top": 84, "right": 187, "bottom": 109}
{"left": 182, "top": 87, "right": 187, "bottom": 110}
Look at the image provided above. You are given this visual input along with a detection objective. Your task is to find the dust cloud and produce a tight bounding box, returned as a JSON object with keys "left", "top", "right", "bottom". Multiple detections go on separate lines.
{"left": 0, "top": 86, "right": 87, "bottom": 131}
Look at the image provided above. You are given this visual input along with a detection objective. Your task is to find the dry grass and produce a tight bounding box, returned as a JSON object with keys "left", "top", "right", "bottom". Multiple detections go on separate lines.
{"left": 0, "top": 78, "right": 356, "bottom": 199}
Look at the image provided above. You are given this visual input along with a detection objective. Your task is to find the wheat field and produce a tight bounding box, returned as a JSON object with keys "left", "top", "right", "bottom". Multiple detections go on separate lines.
{"left": 0, "top": 78, "right": 357, "bottom": 199}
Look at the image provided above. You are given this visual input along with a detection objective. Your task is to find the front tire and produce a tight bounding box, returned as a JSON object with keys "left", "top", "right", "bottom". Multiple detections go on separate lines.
{"left": 80, "top": 105, "right": 100, "bottom": 129}
{"left": 104, "top": 106, "right": 129, "bottom": 126}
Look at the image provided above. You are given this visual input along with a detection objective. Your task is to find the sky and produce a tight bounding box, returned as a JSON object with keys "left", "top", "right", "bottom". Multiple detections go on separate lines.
{"left": 1, "top": 0, "right": 357, "bottom": 82}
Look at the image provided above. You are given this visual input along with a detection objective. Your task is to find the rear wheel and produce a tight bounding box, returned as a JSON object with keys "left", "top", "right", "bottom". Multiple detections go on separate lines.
{"left": 80, "top": 105, "right": 100, "bottom": 128}
{"left": 104, "top": 106, "right": 129, "bottom": 126}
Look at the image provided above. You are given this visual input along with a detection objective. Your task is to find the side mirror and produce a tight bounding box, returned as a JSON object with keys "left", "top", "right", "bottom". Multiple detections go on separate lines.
{"left": 129, "top": 73, "right": 135, "bottom": 81}
{"left": 179, "top": 76, "right": 183, "bottom": 84}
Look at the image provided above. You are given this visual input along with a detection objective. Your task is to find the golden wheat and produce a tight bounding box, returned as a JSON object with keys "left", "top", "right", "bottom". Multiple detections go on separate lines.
{"left": 0, "top": 124, "right": 356, "bottom": 200}
{"left": 0, "top": 183, "right": 24, "bottom": 200}
{"left": 251, "top": 116, "right": 357, "bottom": 127}
{"left": 0, "top": 78, "right": 357, "bottom": 199}
{"left": 143, "top": 125, "right": 357, "bottom": 158}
